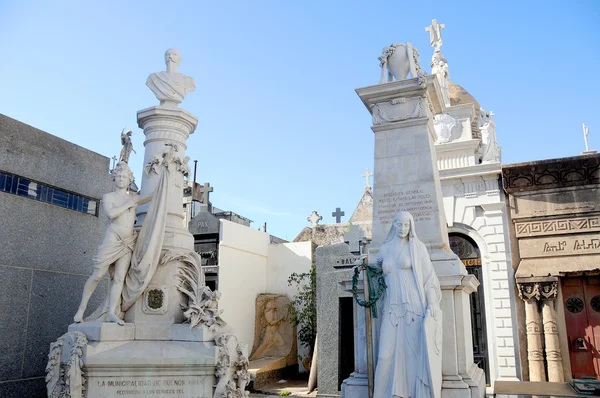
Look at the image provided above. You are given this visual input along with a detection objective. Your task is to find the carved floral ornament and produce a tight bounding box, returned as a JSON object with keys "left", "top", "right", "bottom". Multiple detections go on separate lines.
{"left": 517, "top": 281, "right": 558, "bottom": 301}
{"left": 371, "top": 95, "right": 429, "bottom": 125}
{"left": 145, "top": 142, "right": 190, "bottom": 178}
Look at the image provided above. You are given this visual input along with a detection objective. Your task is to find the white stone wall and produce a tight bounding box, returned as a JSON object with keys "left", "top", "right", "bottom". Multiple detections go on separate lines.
{"left": 442, "top": 175, "right": 520, "bottom": 388}
{"left": 218, "top": 220, "right": 270, "bottom": 347}
{"left": 218, "top": 220, "right": 312, "bottom": 358}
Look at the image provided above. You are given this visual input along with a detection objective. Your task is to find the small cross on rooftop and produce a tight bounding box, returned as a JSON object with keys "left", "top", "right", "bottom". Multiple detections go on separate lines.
{"left": 332, "top": 207, "right": 345, "bottom": 223}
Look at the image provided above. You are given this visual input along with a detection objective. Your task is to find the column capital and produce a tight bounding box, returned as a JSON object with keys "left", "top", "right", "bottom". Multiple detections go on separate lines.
{"left": 517, "top": 280, "right": 559, "bottom": 302}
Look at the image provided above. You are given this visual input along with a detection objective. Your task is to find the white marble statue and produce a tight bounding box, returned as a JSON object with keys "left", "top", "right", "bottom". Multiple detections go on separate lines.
{"left": 146, "top": 48, "right": 196, "bottom": 107}
{"left": 373, "top": 211, "right": 442, "bottom": 398}
{"left": 73, "top": 162, "right": 152, "bottom": 325}
{"left": 479, "top": 108, "right": 501, "bottom": 163}
{"left": 119, "top": 129, "right": 135, "bottom": 164}
{"left": 433, "top": 113, "right": 457, "bottom": 144}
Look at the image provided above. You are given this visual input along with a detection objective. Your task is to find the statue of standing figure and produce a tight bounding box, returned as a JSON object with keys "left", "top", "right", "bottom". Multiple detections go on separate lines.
{"left": 73, "top": 161, "right": 152, "bottom": 325}
{"left": 372, "top": 211, "right": 442, "bottom": 398}
{"left": 119, "top": 129, "right": 135, "bottom": 164}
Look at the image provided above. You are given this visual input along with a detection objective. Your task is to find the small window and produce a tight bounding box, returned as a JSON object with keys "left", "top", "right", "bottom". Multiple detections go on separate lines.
{"left": 0, "top": 170, "right": 99, "bottom": 216}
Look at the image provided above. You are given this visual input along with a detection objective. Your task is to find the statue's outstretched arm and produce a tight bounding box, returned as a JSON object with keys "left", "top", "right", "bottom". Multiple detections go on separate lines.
{"left": 136, "top": 192, "right": 153, "bottom": 206}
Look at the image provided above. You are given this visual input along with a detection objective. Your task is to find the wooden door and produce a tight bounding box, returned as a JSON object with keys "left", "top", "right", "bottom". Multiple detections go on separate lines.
{"left": 562, "top": 276, "right": 600, "bottom": 379}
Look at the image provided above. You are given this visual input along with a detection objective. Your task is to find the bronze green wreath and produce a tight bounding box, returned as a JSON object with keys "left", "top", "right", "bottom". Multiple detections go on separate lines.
{"left": 352, "top": 265, "right": 387, "bottom": 318}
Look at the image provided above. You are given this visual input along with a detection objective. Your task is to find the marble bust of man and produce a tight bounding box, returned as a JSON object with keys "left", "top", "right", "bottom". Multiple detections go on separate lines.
{"left": 146, "top": 48, "right": 196, "bottom": 107}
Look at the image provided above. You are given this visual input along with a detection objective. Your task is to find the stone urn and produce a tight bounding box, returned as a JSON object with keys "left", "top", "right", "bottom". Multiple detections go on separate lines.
{"left": 385, "top": 43, "right": 410, "bottom": 80}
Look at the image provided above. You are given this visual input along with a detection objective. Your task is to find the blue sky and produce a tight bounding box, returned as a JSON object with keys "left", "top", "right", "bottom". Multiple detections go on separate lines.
{"left": 1, "top": 1, "right": 598, "bottom": 240}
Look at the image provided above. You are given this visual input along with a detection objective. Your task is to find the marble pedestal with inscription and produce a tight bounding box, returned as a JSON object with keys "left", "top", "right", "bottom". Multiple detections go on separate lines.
{"left": 62, "top": 323, "right": 219, "bottom": 398}
{"left": 355, "top": 75, "right": 485, "bottom": 398}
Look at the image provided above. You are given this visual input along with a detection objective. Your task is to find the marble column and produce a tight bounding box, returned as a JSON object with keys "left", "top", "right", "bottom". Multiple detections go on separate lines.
{"left": 356, "top": 73, "right": 485, "bottom": 398}
{"left": 541, "top": 281, "right": 565, "bottom": 382}
{"left": 124, "top": 50, "right": 199, "bottom": 335}
{"left": 518, "top": 283, "right": 546, "bottom": 382}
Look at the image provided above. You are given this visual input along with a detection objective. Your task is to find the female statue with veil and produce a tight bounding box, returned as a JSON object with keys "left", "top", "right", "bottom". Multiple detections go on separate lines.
{"left": 373, "top": 211, "right": 442, "bottom": 398}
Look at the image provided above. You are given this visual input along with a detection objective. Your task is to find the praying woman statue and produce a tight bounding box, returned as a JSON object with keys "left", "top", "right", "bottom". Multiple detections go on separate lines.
{"left": 373, "top": 211, "right": 442, "bottom": 398}
{"left": 73, "top": 162, "right": 152, "bottom": 325}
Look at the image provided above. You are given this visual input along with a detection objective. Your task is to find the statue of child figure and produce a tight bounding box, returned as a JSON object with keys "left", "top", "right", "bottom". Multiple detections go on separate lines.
{"left": 74, "top": 161, "right": 152, "bottom": 325}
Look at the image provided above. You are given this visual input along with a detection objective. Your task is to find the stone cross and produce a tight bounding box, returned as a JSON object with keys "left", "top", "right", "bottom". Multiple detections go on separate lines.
{"left": 332, "top": 207, "right": 345, "bottom": 223}
{"left": 362, "top": 168, "right": 373, "bottom": 190}
{"left": 307, "top": 211, "right": 323, "bottom": 228}
{"left": 344, "top": 224, "right": 364, "bottom": 254}
{"left": 198, "top": 182, "right": 213, "bottom": 204}
{"left": 425, "top": 19, "right": 445, "bottom": 51}
{"left": 583, "top": 123, "right": 590, "bottom": 152}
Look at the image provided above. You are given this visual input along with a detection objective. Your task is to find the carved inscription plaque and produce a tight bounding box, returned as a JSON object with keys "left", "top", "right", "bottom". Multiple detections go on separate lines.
{"left": 519, "top": 233, "right": 600, "bottom": 258}
{"left": 87, "top": 376, "right": 213, "bottom": 398}
{"left": 376, "top": 187, "right": 435, "bottom": 226}
{"left": 373, "top": 183, "right": 443, "bottom": 246}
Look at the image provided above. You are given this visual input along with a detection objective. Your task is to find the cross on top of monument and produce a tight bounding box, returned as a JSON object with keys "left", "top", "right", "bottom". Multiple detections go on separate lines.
{"left": 362, "top": 168, "right": 373, "bottom": 191}
{"left": 307, "top": 211, "right": 323, "bottom": 228}
{"left": 332, "top": 207, "right": 345, "bottom": 223}
{"left": 425, "top": 19, "right": 446, "bottom": 51}
{"left": 198, "top": 182, "right": 213, "bottom": 204}
{"left": 344, "top": 224, "right": 364, "bottom": 254}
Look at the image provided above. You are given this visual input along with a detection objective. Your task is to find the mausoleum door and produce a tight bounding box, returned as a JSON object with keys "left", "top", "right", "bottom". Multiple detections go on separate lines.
{"left": 562, "top": 276, "right": 600, "bottom": 379}
{"left": 449, "top": 233, "right": 490, "bottom": 384}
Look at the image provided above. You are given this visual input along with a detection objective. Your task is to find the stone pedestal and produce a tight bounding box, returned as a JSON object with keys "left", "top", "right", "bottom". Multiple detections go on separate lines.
{"left": 355, "top": 75, "right": 485, "bottom": 398}
{"left": 64, "top": 323, "right": 218, "bottom": 398}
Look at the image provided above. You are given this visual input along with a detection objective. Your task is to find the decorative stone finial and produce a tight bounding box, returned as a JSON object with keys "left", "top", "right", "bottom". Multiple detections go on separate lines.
{"left": 307, "top": 211, "right": 323, "bottom": 228}
{"left": 427, "top": 20, "right": 450, "bottom": 106}
{"left": 146, "top": 48, "right": 196, "bottom": 107}
{"left": 583, "top": 123, "right": 596, "bottom": 154}
{"left": 425, "top": 19, "right": 445, "bottom": 52}
{"left": 362, "top": 168, "right": 373, "bottom": 191}
{"left": 378, "top": 42, "right": 424, "bottom": 85}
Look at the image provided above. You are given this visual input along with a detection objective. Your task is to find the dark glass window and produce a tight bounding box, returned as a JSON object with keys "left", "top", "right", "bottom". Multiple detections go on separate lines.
{"left": 0, "top": 170, "right": 99, "bottom": 216}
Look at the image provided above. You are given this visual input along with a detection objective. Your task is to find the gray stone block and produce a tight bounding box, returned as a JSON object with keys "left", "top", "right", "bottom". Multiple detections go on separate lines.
{"left": 0, "top": 193, "right": 109, "bottom": 275}
{"left": 0, "top": 266, "right": 32, "bottom": 381}
{"left": 22, "top": 270, "right": 107, "bottom": 378}
{"left": 0, "top": 377, "right": 46, "bottom": 398}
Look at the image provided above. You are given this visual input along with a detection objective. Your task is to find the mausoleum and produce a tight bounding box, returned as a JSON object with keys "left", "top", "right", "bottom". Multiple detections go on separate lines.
{"left": 503, "top": 152, "right": 600, "bottom": 383}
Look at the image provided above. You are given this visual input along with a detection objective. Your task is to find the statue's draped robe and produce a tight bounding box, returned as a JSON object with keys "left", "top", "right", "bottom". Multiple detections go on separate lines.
{"left": 373, "top": 238, "right": 441, "bottom": 398}
{"left": 86, "top": 163, "right": 169, "bottom": 320}
{"left": 121, "top": 163, "right": 169, "bottom": 312}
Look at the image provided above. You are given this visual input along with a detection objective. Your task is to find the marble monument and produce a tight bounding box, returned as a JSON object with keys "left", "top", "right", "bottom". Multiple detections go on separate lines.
{"left": 370, "top": 211, "right": 442, "bottom": 398}
{"left": 46, "top": 50, "right": 249, "bottom": 398}
{"left": 351, "top": 25, "right": 486, "bottom": 398}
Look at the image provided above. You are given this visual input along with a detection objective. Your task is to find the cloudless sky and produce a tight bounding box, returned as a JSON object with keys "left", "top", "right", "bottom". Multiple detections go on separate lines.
{"left": 1, "top": 1, "right": 598, "bottom": 240}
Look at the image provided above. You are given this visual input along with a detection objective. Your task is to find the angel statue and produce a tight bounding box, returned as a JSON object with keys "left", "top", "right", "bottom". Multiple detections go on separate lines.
{"left": 119, "top": 129, "right": 136, "bottom": 164}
